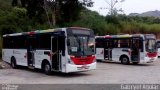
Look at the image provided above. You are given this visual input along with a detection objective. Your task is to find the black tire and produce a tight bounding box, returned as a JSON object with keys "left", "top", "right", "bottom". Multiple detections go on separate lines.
{"left": 121, "top": 56, "right": 130, "bottom": 65}
{"left": 11, "top": 57, "right": 17, "bottom": 69}
{"left": 96, "top": 59, "right": 102, "bottom": 62}
{"left": 133, "top": 62, "right": 139, "bottom": 65}
{"left": 44, "top": 62, "right": 52, "bottom": 75}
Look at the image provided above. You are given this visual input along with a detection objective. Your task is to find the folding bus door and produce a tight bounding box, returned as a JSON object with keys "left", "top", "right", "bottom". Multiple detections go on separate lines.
{"left": 104, "top": 39, "right": 112, "bottom": 60}
{"left": 51, "top": 36, "right": 60, "bottom": 70}
{"left": 27, "top": 36, "right": 36, "bottom": 67}
{"left": 131, "top": 38, "right": 140, "bottom": 62}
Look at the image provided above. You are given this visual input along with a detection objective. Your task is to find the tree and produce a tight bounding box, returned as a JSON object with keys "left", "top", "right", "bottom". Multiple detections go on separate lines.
{"left": 12, "top": 0, "right": 18, "bottom": 6}
{"left": 11, "top": 0, "right": 94, "bottom": 27}
{"left": 104, "top": 0, "right": 125, "bottom": 16}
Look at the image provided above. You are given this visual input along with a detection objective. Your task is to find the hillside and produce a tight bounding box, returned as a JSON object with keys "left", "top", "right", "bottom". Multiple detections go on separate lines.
{"left": 129, "top": 10, "right": 160, "bottom": 17}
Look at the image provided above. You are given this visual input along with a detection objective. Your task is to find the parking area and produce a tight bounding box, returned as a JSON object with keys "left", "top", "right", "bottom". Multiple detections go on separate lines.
{"left": 0, "top": 59, "right": 160, "bottom": 84}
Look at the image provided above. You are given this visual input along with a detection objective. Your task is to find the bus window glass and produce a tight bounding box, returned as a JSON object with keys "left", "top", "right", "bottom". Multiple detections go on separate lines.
{"left": 112, "top": 39, "right": 118, "bottom": 48}
{"left": 38, "top": 34, "right": 51, "bottom": 49}
{"left": 132, "top": 38, "right": 144, "bottom": 52}
{"left": 145, "top": 39, "right": 156, "bottom": 52}
{"left": 96, "top": 39, "right": 105, "bottom": 48}
{"left": 120, "top": 39, "right": 130, "bottom": 48}
{"left": 67, "top": 36, "right": 94, "bottom": 56}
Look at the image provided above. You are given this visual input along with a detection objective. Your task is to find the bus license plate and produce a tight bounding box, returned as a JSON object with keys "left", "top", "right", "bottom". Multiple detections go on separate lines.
{"left": 77, "top": 65, "right": 89, "bottom": 70}
{"left": 150, "top": 58, "right": 154, "bottom": 61}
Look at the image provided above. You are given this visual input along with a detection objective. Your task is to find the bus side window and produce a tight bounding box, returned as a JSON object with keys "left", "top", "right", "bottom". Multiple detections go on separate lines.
{"left": 96, "top": 39, "right": 103, "bottom": 48}
{"left": 38, "top": 34, "right": 51, "bottom": 50}
{"left": 139, "top": 40, "right": 143, "bottom": 52}
{"left": 10, "top": 36, "right": 16, "bottom": 49}
{"left": 3, "top": 37, "right": 7, "bottom": 48}
{"left": 113, "top": 39, "right": 118, "bottom": 48}
{"left": 59, "top": 37, "right": 65, "bottom": 56}
{"left": 120, "top": 39, "right": 130, "bottom": 48}
{"left": 109, "top": 40, "right": 113, "bottom": 49}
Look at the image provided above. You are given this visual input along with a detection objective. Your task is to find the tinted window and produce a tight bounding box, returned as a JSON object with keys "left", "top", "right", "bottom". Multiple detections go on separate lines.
{"left": 119, "top": 39, "right": 131, "bottom": 48}
{"left": 156, "top": 41, "right": 160, "bottom": 48}
{"left": 38, "top": 33, "right": 51, "bottom": 49}
{"left": 3, "top": 35, "right": 27, "bottom": 49}
{"left": 96, "top": 38, "right": 105, "bottom": 48}
{"left": 110, "top": 38, "right": 131, "bottom": 48}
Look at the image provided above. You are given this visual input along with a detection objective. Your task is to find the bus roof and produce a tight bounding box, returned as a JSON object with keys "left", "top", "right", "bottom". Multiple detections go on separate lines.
{"left": 96, "top": 34, "right": 155, "bottom": 39}
{"left": 2, "top": 29, "right": 57, "bottom": 37}
{"left": 2, "top": 27, "right": 91, "bottom": 37}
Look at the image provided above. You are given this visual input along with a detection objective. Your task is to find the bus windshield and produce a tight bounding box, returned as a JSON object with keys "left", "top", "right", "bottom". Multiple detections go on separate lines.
{"left": 145, "top": 39, "right": 156, "bottom": 52}
{"left": 67, "top": 35, "right": 95, "bottom": 56}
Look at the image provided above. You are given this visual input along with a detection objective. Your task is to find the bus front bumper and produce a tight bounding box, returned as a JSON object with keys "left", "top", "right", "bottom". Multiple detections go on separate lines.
{"left": 140, "top": 57, "right": 158, "bottom": 63}
{"left": 65, "top": 62, "right": 97, "bottom": 73}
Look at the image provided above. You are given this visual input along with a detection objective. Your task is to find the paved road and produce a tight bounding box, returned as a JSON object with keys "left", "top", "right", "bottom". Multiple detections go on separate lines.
{"left": 0, "top": 59, "right": 160, "bottom": 84}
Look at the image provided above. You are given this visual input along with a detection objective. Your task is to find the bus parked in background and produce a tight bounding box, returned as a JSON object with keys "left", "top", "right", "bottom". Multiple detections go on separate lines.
{"left": 156, "top": 40, "right": 160, "bottom": 57}
{"left": 2, "top": 27, "right": 96, "bottom": 74}
{"left": 96, "top": 34, "right": 157, "bottom": 65}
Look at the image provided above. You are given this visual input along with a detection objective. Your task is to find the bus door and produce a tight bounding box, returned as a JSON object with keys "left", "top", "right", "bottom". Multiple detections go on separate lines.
{"left": 104, "top": 39, "right": 112, "bottom": 60}
{"left": 51, "top": 31, "right": 66, "bottom": 71}
{"left": 131, "top": 38, "right": 140, "bottom": 62}
{"left": 51, "top": 36, "right": 59, "bottom": 70}
{"left": 27, "top": 36, "right": 36, "bottom": 67}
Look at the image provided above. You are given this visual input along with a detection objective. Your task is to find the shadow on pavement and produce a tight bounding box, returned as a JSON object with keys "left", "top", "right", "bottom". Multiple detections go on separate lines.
{"left": 14, "top": 65, "right": 92, "bottom": 77}
{"left": 97, "top": 61, "right": 155, "bottom": 67}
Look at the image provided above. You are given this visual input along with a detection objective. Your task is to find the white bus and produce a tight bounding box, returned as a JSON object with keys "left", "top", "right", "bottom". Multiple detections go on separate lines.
{"left": 96, "top": 34, "right": 158, "bottom": 65}
{"left": 2, "top": 27, "right": 96, "bottom": 74}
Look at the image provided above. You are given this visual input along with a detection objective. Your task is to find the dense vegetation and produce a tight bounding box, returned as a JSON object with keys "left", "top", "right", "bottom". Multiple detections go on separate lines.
{"left": 1, "top": 0, "right": 160, "bottom": 35}
{"left": 0, "top": 0, "right": 160, "bottom": 58}
{"left": 1, "top": 0, "right": 160, "bottom": 36}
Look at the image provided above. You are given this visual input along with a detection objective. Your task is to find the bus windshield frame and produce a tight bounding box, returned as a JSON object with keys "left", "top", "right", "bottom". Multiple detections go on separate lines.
{"left": 145, "top": 39, "right": 157, "bottom": 52}
{"left": 67, "top": 28, "right": 95, "bottom": 56}
{"left": 144, "top": 34, "right": 157, "bottom": 52}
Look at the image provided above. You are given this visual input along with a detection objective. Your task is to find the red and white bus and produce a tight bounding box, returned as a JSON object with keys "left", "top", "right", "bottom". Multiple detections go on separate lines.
{"left": 2, "top": 27, "right": 96, "bottom": 74}
{"left": 96, "top": 34, "right": 158, "bottom": 64}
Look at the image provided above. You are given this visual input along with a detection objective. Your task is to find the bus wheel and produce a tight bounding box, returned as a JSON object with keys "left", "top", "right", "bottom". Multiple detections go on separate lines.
{"left": 133, "top": 62, "right": 139, "bottom": 65}
{"left": 96, "top": 59, "right": 102, "bottom": 62}
{"left": 11, "top": 57, "right": 17, "bottom": 69}
{"left": 121, "top": 56, "right": 130, "bottom": 65}
{"left": 44, "top": 62, "right": 52, "bottom": 75}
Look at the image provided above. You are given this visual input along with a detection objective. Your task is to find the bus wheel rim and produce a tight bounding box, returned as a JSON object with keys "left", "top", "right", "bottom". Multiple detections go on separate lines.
{"left": 45, "top": 64, "right": 50, "bottom": 72}
{"left": 12, "top": 61, "right": 15, "bottom": 67}
{"left": 123, "top": 58, "right": 128, "bottom": 63}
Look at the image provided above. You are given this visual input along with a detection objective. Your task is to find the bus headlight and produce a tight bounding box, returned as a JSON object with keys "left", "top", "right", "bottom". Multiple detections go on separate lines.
{"left": 68, "top": 59, "right": 74, "bottom": 64}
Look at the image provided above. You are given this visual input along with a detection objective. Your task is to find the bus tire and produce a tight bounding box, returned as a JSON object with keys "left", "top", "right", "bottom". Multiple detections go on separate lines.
{"left": 120, "top": 56, "right": 130, "bottom": 65}
{"left": 11, "top": 57, "right": 17, "bottom": 69}
{"left": 133, "top": 62, "right": 139, "bottom": 65}
{"left": 96, "top": 59, "right": 102, "bottom": 62}
{"left": 43, "top": 62, "right": 52, "bottom": 75}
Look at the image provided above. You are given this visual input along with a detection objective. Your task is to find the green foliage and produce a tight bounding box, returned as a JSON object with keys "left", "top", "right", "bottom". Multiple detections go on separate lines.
{"left": 0, "top": 0, "right": 160, "bottom": 36}
{"left": 1, "top": 0, "right": 160, "bottom": 35}
{"left": 0, "top": 0, "right": 160, "bottom": 59}
{"left": 11, "top": 0, "right": 94, "bottom": 27}
{"left": 105, "top": 15, "right": 120, "bottom": 25}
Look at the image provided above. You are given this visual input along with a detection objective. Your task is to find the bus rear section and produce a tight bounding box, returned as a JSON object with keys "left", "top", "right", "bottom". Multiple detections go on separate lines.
{"left": 2, "top": 27, "right": 96, "bottom": 74}
{"left": 95, "top": 34, "right": 158, "bottom": 65}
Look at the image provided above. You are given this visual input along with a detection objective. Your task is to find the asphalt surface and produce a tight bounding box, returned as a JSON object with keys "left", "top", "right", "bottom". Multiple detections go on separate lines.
{"left": 0, "top": 59, "right": 160, "bottom": 84}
